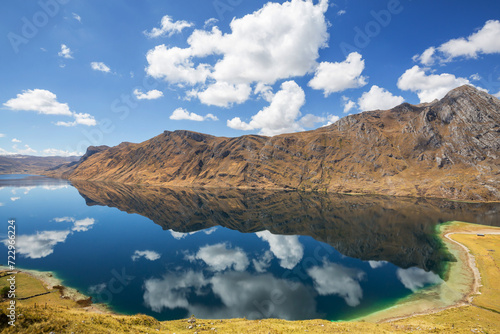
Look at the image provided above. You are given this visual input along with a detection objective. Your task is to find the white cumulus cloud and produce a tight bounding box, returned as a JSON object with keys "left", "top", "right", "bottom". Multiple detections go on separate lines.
{"left": 144, "top": 15, "right": 194, "bottom": 38}
{"left": 56, "top": 113, "right": 96, "bottom": 127}
{"left": 12, "top": 144, "right": 37, "bottom": 155}
{"left": 169, "top": 227, "right": 217, "bottom": 239}
{"left": 469, "top": 73, "right": 481, "bottom": 81}
{"left": 133, "top": 89, "right": 164, "bottom": 100}
{"left": 368, "top": 260, "right": 387, "bottom": 269}
{"left": 3, "top": 230, "right": 70, "bottom": 259}
{"left": 252, "top": 250, "right": 273, "bottom": 273}
{"left": 187, "top": 243, "right": 249, "bottom": 272}
{"left": 414, "top": 20, "right": 500, "bottom": 65}
{"left": 204, "top": 18, "right": 218, "bottom": 29}
{"left": 146, "top": 0, "right": 330, "bottom": 106}
{"left": 4, "top": 89, "right": 96, "bottom": 126}
{"left": 439, "top": 20, "right": 500, "bottom": 61}
{"left": 227, "top": 80, "right": 307, "bottom": 136}
{"left": 132, "top": 250, "right": 161, "bottom": 261}
{"left": 170, "top": 108, "right": 218, "bottom": 121}
{"left": 413, "top": 46, "right": 436, "bottom": 66}
{"left": 397, "top": 267, "right": 442, "bottom": 292}
{"left": 42, "top": 185, "right": 69, "bottom": 191}
{"left": 58, "top": 44, "right": 73, "bottom": 59}
{"left": 357, "top": 85, "right": 404, "bottom": 111}
{"left": 0, "top": 145, "right": 38, "bottom": 156}
{"left": 72, "top": 218, "right": 95, "bottom": 232}
{"left": 308, "top": 52, "right": 368, "bottom": 96}
{"left": 254, "top": 83, "right": 274, "bottom": 102}
{"left": 4, "top": 89, "right": 72, "bottom": 116}
{"left": 342, "top": 96, "right": 357, "bottom": 113}
{"left": 323, "top": 114, "right": 340, "bottom": 126}
{"left": 308, "top": 260, "right": 365, "bottom": 307}
{"left": 72, "top": 13, "right": 81, "bottom": 23}
{"left": 11, "top": 138, "right": 21, "bottom": 143}
{"left": 65, "top": 113, "right": 96, "bottom": 126}
{"left": 53, "top": 217, "right": 76, "bottom": 223}
{"left": 143, "top": 270, "right": 317, "bottom": 319}
{"left": 144, "top": 271, "right": 206, "bottom": 311}
{"left": 209, "top": 0, "right": 329, "bottom": 85}
{"left": 91, "top": 62, "right": 111, "bottom": 73}
{"left": 146, "top": 45, "right": 211, "bottom": 85}
{"left": 397, "top": 66, "right": 471, "bottom": 103}
{"left": 196, "top": 82, "right": 252, "bottom": 107}
{"left": 256, "top": 230, "right": 304, "bottom": 270}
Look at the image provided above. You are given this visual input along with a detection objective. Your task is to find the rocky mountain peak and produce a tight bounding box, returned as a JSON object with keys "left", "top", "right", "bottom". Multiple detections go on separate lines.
{"left": 44, "top": 86, "right": 500, "bottom": 202}
{"left": 430, "top": 85, "right": 500, "bottom": 123}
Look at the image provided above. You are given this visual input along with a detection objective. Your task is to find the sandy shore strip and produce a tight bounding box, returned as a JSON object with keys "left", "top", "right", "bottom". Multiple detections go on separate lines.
{"left": 0, "top": 266, "right": 110, "bottom": 313}
{"left": 359, "top": 221, "right": 500, "bottom": 323}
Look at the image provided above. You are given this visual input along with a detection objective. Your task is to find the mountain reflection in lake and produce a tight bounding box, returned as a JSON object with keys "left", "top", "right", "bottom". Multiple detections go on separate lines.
{"left": 1, "top": 175, "right": 499, "bottom": 321}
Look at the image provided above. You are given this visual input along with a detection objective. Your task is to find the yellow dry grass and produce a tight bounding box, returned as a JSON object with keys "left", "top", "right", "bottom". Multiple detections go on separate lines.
{"left": 0, "top": 272, "right": 83, "bottom": 310}
{"left": 452, "top": 233, "right": 500, "bottom": 313}
{"left": 1, "top": 272, "right": 47, "bottom": 298}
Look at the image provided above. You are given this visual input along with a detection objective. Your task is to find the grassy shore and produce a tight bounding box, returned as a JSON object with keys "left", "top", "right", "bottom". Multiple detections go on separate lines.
{"left": 1, "top": 221, "right": 499, "bottom": 333}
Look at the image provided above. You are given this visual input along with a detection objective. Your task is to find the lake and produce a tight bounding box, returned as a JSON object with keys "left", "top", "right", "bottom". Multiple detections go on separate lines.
{"left": 1, "top": 174, "right": 499, "bottom": 321}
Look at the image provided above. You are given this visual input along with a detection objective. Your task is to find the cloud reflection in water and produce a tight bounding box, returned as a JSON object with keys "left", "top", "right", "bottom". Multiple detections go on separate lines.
{"left": 143, "top": 269, "right": 318, "bottom": 320}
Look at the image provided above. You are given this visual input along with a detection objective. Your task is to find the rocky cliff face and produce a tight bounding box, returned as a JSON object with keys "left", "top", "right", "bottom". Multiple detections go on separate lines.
{"left": 48, "top": 85, "right": 500, "bottom": 201}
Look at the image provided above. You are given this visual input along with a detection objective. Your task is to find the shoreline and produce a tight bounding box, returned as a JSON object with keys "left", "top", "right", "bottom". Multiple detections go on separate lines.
{"left": 2, "top": 173, "right": 500, "bottom": 204}
{"left": 360, "top": 221, "right": 500, "bottom": 323}
{"left": 37, "top": 174, "right": 500, "bottom": 203}
{"left": 0, "top": 266, "right": 110, "bottom": 314}
{"left": 70, "top": 178, "right": 500, "bottom": 203}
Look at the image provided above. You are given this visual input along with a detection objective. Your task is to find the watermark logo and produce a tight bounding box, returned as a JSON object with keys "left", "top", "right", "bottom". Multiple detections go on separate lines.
{"left": 339, "top": 0, "right": 405, "bottom": 57}
{"left": 7, "top": 0, "right": 70, "bottom": 54}
{"left": 5, "top": 219, "right": 17, "bottom": 326}
{"left": 213, "top": 0, "right": 244, "bottom": 21}
{"left": 90, "top": 268, "right": 135, "bottom": 304}
{"left": 72, "top": 76, "right": 160, "bottom": 154}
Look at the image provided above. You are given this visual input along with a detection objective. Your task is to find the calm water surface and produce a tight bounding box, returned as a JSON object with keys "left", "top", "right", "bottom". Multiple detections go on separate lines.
{"left": 1, "top": 175, "right": 499, "bottom": 321}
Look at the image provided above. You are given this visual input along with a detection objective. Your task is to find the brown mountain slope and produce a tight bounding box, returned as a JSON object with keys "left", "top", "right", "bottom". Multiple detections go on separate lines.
{"left": 48, "top": 85, "right": 500, "bottom": 201}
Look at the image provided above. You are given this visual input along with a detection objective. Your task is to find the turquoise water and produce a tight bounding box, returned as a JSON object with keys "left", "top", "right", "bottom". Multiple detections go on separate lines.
{"left": 1, "top": 175, "right": 499, "bottom": 321}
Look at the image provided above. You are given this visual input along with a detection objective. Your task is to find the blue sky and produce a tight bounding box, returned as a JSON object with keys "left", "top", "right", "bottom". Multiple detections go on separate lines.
{"left": 1, "top": 0, "right": 499, "bottom": 156}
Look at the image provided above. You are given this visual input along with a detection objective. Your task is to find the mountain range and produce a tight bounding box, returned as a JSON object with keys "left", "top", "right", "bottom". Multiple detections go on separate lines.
{"left": 34, "top": 85, "right": 500, "bottom": 201}
{"left": 0, "top": 155, "right": 79, "bottom": 175}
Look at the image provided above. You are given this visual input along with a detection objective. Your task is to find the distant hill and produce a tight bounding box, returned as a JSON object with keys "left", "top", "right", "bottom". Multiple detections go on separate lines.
{"left": 0, "top": 155, "right": 80, "bottom": 175}
{"left": 47, "top": 85, "right": 500, "bottom": 201}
